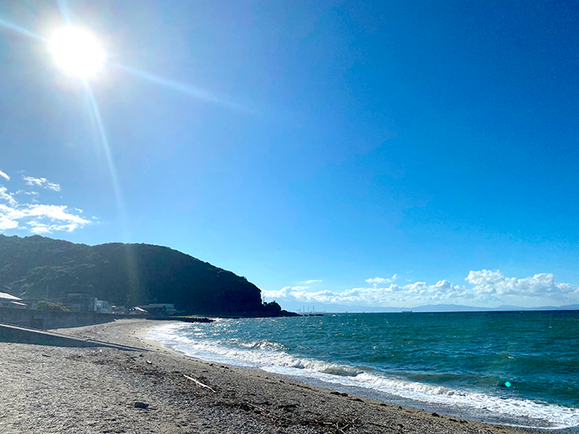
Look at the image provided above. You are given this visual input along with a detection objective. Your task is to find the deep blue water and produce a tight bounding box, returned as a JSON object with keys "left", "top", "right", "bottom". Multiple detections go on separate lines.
{"left": 149, "top": 311, "right": 579, "bottom": 429}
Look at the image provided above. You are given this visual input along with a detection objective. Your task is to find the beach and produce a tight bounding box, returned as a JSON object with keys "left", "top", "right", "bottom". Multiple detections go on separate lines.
{"left": 0, "top": 319, "right": 547, "bottom": 433}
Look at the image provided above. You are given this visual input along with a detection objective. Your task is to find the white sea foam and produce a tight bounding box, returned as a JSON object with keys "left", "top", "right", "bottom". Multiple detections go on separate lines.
{"left": 147, "top": 323, "right": 579, "bottom": 429}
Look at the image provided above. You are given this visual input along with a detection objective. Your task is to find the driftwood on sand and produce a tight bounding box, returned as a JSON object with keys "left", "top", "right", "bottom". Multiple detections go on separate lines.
{"left": 184, "top": 374, "right": 217, "bottom": 392}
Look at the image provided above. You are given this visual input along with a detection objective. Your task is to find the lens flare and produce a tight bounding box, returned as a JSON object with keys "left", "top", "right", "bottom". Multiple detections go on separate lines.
{"left": 49, "top": 27, "right": 105, "bottom": 78}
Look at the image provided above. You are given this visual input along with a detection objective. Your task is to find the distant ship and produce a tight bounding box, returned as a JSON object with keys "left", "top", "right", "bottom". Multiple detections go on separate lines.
{"left": 401, "top": 310, "right": 413, "bottom": 313}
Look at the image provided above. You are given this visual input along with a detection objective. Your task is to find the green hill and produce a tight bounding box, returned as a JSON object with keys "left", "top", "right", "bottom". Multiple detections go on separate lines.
{"left": 0, "top": 235, "right": 288, "bottom": 317}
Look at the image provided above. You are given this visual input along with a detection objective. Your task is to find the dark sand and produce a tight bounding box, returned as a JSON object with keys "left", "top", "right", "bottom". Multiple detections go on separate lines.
{"left": 0, "top": 319, "right": 545, "bottom": 433}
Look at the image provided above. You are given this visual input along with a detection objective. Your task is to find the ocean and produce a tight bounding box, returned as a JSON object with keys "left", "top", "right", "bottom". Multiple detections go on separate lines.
{"left": 148, "top": 311, "right": 579, "bottom": 430}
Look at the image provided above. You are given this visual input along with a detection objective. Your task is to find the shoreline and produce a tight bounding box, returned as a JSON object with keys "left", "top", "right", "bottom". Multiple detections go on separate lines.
{"left": 145, "top": 318, "right": 579, "bottom": 432}
{"left": 0, "top": 318, "right": 568, "bottom": 433}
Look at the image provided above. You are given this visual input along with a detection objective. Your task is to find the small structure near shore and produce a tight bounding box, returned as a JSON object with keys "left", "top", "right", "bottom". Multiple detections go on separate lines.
{"left": 136, "top": 303, "right": 177, "bottom": 316}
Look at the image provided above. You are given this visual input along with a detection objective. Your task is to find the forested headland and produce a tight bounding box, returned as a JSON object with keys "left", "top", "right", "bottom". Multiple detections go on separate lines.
{"left": 0, "top": 235, "right": 290, "bottom": 317}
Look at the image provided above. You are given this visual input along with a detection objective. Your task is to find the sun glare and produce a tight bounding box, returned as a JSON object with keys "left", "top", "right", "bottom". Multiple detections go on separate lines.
{"left": 49, "top": 27, "right": 106, "bottom": 78}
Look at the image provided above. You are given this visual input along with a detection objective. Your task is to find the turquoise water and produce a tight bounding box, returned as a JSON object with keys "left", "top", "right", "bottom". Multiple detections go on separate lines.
{"left": 149, "top": 311, "right": 579, "bottom": 429}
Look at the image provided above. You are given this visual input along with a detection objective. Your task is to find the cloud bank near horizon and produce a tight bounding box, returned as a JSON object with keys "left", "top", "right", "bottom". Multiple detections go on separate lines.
{"left": 264, "top": 271, "right": 579, "bottom": 309}
{"left": 0, "top": 176, "right": 90, "bottom": 234}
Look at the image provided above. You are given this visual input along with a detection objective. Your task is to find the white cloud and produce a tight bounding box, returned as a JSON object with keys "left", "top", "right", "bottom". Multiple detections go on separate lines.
{"left": 0, "top": 187, "right": 17, "bottom": 206}
{"left": 0, "top": 170, "right": 9, "bottom": 181}
{"left": 14, "top": 190, "right": 40, "bottom": 203}
{"left": 15, "top": 190, "right": 40, "bottom": 196}
{"left": 466, "top": 270, "right": 577, "bottom": 298}
{"left": 28, "top": 220, "right": 83, "bottom": 234}
{"left": 266, "top": 281, "right": 323, "bottom": 299}
{"left": 264, "top": 285, "right": 312, "bottom": 298}
{"left": 365, "top": 274, "right": 398, "bottom": 285}
{"left": 0, "top": 215, "right": 19, "bottom": 231}
{"left": 0, "top": 182, "right": 90, "bottom": 235}
{"left": 263, "top": 287, "right": 291, "bottom": 299}
{"left": 25, "top": 204, "right": 90, "bottom": 225}
{"left": 264, "top": 271, "right": 579, "bottom": 309}
{"left": 23, "top": 176, "right": 61, "bottom": 192}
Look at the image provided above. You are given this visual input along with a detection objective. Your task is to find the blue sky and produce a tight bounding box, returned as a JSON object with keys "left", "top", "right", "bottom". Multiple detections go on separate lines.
{"left": 1, "top": 0, "right": 578, "bottom": 310}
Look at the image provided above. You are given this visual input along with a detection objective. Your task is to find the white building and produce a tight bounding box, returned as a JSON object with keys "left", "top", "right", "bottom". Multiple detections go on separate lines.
{"left": 95, "top": 299, "right": 111, "bottom": 314}
{"left": 0, "top": 292, "right": 25, "bottom": 308}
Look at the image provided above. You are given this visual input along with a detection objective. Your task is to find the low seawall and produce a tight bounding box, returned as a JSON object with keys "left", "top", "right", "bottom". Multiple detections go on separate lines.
{"left": 0, "top": 307, "right": 115, "bottom": 330}
{"left": 0, "top": 323, "right": 106, "bottom": 347}
{"left": 0, "top": 322, "right": 144, "bottom": 349}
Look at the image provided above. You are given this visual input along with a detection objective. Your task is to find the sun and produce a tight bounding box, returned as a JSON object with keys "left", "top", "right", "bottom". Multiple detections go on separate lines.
{"left": 49, "top": 27, "right": 106, "bottom": 79}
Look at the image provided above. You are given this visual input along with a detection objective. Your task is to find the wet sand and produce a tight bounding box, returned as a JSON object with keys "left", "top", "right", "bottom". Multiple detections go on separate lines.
{"left": 0, "top": 319, "right": 545, "bottom": 433}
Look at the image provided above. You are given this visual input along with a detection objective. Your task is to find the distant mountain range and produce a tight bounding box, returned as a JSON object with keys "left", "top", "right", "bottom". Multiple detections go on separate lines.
{"left": 406, "top": 303, "right": 579, "bottom": 312}
{"left": 284, "top": 301, "right": 579, "bottom": 314}
{"left": 0, "top": 235, "right": 290, "bottom": 317}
